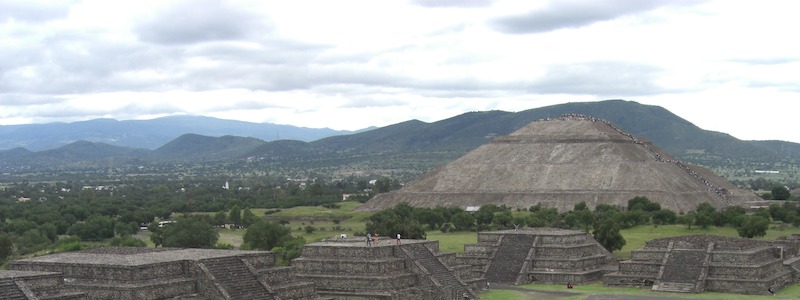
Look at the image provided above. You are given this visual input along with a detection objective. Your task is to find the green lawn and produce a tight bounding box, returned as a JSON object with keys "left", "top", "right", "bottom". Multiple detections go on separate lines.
{"left": 426, "top": 231, "right": 477, "bottom": 254}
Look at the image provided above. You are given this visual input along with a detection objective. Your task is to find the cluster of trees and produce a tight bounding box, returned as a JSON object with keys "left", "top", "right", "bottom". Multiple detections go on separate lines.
{"left": 362, "top": 196, "right": 788, "bottom": 253}
{"left": 0, "top": 175, "right": 395, "bottom": 263}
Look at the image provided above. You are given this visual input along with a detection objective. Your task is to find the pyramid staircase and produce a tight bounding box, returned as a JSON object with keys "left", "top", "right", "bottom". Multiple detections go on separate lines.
{"left": 199, "top": 256, "right": 276, "bottom": 300}
{"left": 401, "top": 243, "right": 476, "bottom": 299}
{"left": 485, "top": 234, "right": 537, "bottom": 284}
{"left": 653, "top": 242, "right": 712, "bottom": 293}
{"left": 0, "top": 279, "right": 27, "bottom": 300}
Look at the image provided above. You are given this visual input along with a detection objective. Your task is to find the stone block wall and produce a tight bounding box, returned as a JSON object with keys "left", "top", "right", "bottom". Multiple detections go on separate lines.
{"left": 257, "top": 266, "right": 294, "bottom": 284}
{"left": 531, "top": 254, "right": 610, "bottom": 270}
{"left": 240, "top": 251, "right": 277, "bottom": 270}
{"left": 477, "top": 233, "right": 502, "bottom": 244}
{"left": 299, "top": 271, "right": 419, "bottom": 292}
{"left": 528, "top": 269, "right": 605, "bottom": 284}
{"left": 293, "top": 257, "right": 406, "bottom": 275}
{"left": 705, "top": 271, "right": 793, "bottom": 295}
{"left": 463, "top": 244, "right": 493, "bottom": 256}
{"left": 630, "top": 249, "right": 667, "bottom": 262}
{"left": 708, "top": 259, "right": 785, "bottom": 280}
{"left": 617, "top": 261, "right": 660, "bottom": 276}
{"left": 11, "top": 261, "right": 188, "bottom": 284}
{"left": 711, "top": 247, "right": 776, "bottom": 264}
{"left": 535, "top": 244, "right": 603, "bottom": 257}
{"left": 300, "top": 244, "right": 398, "bottom": 258}
{"left": 538, "top": 233, "right": 592, "bottom": 245}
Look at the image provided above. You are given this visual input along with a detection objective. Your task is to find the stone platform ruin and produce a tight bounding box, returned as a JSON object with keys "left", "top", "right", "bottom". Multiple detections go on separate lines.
{"left": 457, "top": 228, "right": 617, "bottom": 285}
{"left": 603, "top": 235, "right": 800, "bottom": 295}
{"left": 6, "top": 247, "right": 320, "bottom": 300}
{"left": 292, "top": 238, "right": 485, "bottom": 300}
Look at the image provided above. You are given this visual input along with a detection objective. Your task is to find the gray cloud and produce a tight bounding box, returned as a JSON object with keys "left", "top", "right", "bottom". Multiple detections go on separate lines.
{"left": 492, "top": 0, "right": 697, "bottom": 34}
{"left": 527, "top": 62, "right": 668, "bottom": 96}
{"left": 135, "top": 0, "right": 269, "bottom": 45}
{"left": 0, "top": 0, "right": 76, "bottom": 22}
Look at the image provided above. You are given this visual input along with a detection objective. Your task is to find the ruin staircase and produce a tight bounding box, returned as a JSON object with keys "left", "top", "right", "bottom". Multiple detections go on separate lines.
{"left": 485, "top": 234, "right": 537, "bottom": 284}
{"left": 402, "top": 243, "right": 476, "bottom": 299}
{"left": 199, "top": 256, "right": 277, "bottom": 300}
{"left": 0, "top": 279, "right": 27, "bottom": 300}
{"left": 653, "top": 242, "right": 710, "bottom": 293}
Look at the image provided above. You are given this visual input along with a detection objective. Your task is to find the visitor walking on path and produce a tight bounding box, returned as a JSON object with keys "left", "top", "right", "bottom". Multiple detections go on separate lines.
{"left": 366, "top": 233, "right": 372, "bottom": 246}
{"left": 396, "top": 233, "right": 401, "bottom": 245}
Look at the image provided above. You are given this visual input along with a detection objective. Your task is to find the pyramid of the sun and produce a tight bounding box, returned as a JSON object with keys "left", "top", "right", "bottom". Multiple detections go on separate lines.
{"left": 359, "top": 115, "right": 759, "bottom": 213}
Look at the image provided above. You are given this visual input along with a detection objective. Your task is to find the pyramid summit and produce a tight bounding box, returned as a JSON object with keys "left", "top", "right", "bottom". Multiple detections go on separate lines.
{"left": 359, "top": 114, "right": 760, "bottom": 213}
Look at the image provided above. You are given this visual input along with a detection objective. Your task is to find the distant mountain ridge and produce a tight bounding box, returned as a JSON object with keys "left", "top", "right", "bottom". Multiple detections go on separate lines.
{"left": 1, "top": 100, "right": 798, "bottom": 178}
{"left": 0, "top": 115, "right": 356, "bottom": 151}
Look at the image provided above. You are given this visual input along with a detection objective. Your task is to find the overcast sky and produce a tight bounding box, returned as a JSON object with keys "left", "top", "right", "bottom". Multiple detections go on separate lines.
{"left": 1, "top": 0, "right": 798, "bottom": 142}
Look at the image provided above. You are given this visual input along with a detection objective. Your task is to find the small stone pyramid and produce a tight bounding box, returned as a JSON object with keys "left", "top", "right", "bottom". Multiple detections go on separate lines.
{"left": 359, "top": 115, "right": 759, "bottom": 213}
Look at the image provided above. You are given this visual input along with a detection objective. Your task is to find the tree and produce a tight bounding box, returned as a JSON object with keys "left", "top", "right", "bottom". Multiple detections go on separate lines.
{"left": 772, "top": 186, "right": 791, "bottom": 200}
{"left": 651, "top": 210, "right": 677, "bottom": 225}
{"left": 625, "top": 196, "right": 661, "bottom": 212}
{"left": 451, "top": 212, "right": 475, "bottom": 231}
{"left": 678, "top": 212, "right": 696, "bottom": 229}
{"left": 374, "top": 177, "right": 392, "bottom": 193}
{"left": 68, "top": 215, "right": 115, "bottom": 241}
{"left": 593, "top": 219, "right": 626, "bottom": 252}
{"left": 149, "top": 221, "right": 164, "bottom": 247}
{"left": 229, "top": 205, "right": 242, "bottom": 225}
{"left": 16, "top": 229, "right": 50, "bottom": 254}
{"left": 365, "top": 203, "right": 426, "bottom": 239}
{"left": 162, "top": 216, "right": 219, "bottom": 248}
{"left": 271, "top": 236, "right": 306, "bottom": 266}
{"left": 115, "top": 221, "right": 138, "bottom": 237}
{"left": 212, "top": 211, "right": 227, "bottom": 225}
{"left": 492, "top": 210, "right": 513, "bottom": 229}
{"left": 308, "top": 183, "right": 324, "bottom": 197}
{"left": 242, "top": 208, "right": 258, "bottom": 227}
{"left": 737, "top": 215, "right": 769, "bottom": 238}
{"left": 695, "top": 213, "right": 713, "bottom": 229}
{"left": 412, "top": 208, "right": 445, "bottom": 230}
{"left": 243, "top": 220, "right": 292, "bottom": 250}
{"left": 0, "top": 234, "right": 13, "bottom": 262}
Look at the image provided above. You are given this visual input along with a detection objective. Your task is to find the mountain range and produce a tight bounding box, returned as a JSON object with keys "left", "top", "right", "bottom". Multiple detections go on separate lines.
{"left": 0, "top": 115, "right": 358, "bottom": 151}
{"left": 1, "top": 100, "right": 798, "bottom": 178}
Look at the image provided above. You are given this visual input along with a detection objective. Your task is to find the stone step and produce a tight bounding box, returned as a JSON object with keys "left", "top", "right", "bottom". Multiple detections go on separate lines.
{"left": 654, "top": 282, "right": 695, "bottom": 293}
{"left": 201, "top": 257, "right": 274, "bottom": 300}
{"left": 38, "top": 291, "right": 88, "bottom": 300}
{"left": 0, "top": 279, "right": 27, "bottom": 300}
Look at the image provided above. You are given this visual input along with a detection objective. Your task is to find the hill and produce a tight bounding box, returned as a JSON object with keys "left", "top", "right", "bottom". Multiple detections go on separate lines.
{"left": 0, "top": 115, "right": 354, "bottom": 151}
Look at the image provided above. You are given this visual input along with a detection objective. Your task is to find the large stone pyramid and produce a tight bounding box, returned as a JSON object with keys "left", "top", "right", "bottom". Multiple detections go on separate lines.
{"left": 359, "top": 115, "right": 760, "bottom": 213}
